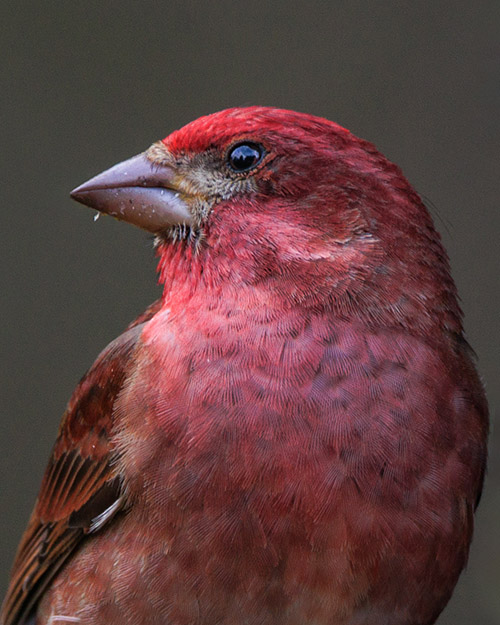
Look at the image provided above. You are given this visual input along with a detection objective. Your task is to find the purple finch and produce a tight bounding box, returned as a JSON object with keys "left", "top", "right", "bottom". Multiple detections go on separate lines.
{"left": 1, "top": 107, "right": 488, "bottom": 625}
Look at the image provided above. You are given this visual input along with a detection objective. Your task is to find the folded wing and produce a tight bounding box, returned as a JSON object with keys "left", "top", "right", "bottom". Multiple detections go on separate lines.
{"left": 1, "top": 300, "right": 161, "bottom": 625}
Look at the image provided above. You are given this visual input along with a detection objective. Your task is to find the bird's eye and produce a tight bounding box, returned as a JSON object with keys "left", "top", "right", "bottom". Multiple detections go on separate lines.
{"left": 227, "top": 143, "right": 264, "bottom": 172}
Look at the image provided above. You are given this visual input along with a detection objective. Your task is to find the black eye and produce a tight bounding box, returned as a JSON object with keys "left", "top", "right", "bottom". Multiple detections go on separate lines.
{"left": 228, "top": 143, "right": 264, "bottom": 172}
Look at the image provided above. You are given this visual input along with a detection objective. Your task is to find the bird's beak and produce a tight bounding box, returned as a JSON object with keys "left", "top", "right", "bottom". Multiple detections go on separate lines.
{"left": 70, "top": 153, "right": 193, "bottom": 232}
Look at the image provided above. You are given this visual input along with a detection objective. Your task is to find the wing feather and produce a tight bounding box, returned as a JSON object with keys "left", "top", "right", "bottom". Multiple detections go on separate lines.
{"left": 1, "top": 300, "right": 161, "bottom": 625}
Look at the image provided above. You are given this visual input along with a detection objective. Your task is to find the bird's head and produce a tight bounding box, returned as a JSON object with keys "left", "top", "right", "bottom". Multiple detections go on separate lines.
{"left": 72, "top": 107, "right": 460, "bottom": 332}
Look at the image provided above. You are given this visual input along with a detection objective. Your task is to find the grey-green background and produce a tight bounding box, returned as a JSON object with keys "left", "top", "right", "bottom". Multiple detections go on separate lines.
{"left": 1, "top": 2, "right": 498, "bottom": 623}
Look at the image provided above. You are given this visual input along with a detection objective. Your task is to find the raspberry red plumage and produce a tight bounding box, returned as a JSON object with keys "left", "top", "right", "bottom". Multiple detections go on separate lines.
{"left": 2, "top": 107, "right": 487, "bottom": 625}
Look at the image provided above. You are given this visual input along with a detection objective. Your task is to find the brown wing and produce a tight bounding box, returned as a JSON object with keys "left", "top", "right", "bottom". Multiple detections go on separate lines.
{"left": 1, "top": 300, "right": 161, "bottom": 625}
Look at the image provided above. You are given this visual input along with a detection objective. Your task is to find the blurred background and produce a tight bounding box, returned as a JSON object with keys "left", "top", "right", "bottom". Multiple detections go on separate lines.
{"left": 1, "top": 2, "right": 498, "bottom": 623}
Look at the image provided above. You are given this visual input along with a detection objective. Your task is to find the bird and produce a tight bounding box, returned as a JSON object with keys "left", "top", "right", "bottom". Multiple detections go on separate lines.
{"left": 1, "top": 107, "right": 488, "bottom": 625}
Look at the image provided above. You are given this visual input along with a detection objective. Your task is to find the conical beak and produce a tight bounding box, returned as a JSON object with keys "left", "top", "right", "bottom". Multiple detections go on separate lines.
{"left": 70, "top": 153, "right": 193, "bottom": 232}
